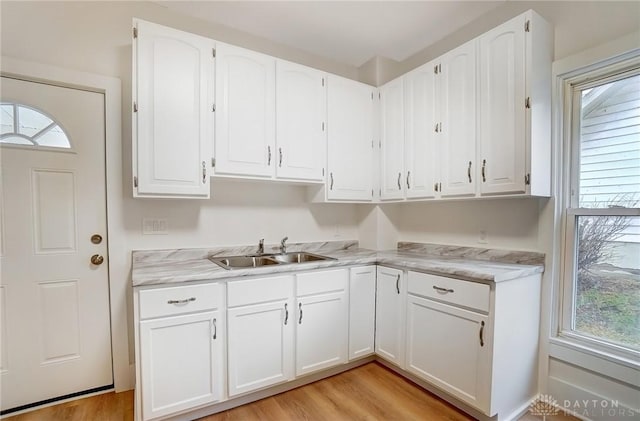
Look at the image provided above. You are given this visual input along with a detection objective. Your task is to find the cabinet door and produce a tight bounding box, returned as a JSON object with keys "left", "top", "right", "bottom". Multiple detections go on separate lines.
{"left": 349, "top": 266, "right": 376, "bottom": 360}
{"left": 134, "top": 20, "right": 213, "bottom": 198}
{"left": 406, "top": 295, "right": 490, "bottom": 413}
{"left": 139, "top": 311, "right": 222, "bottom": 420}
{"left": 375, "top": 266, "right": 405, "bottom": 367}
{"left": 380, "top": 77, "right": 405, "bottom": 200}
{"left": 327, "top": 75, "right": 374, "bottom": 201}
{"left": 404, "top": 62, "right": 438, "bottom": 199}
{"left": 479, "top": 15, "right": 526, "bottom": 195}
{"left": 296, "top": 291, "right": 348, "bottom": 376}
{"left": 439, "top": 40, "right": 477, "bottom": 197}
{"left": 227, "top": 299, "right": 294, "bottom": 396}
{"left": 276, "top": 60, "right": 326, "bottom": 181}
{"left": 215, "top": 43, "right": 275, "bottom": 177}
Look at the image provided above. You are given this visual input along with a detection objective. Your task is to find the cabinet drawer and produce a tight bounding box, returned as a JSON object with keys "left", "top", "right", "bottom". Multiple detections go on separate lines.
{"left": 139, "top": 283, "right": 223, "bottom": 320}
{"left": 407, "top": 272, "right": 490, "bottom": 312}
{"left": 296, "top": 269, "right": 347, "bottom": 296}
{"left": 227, "top": 275, "right": 293, "bottom": 307}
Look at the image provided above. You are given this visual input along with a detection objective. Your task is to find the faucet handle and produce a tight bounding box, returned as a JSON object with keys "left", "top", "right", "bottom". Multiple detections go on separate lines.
{"left": 259, "top": 238, "right": 264, "bottom": 246}
{"left": 281, "top": 236, "right": 288, "bottom": 244}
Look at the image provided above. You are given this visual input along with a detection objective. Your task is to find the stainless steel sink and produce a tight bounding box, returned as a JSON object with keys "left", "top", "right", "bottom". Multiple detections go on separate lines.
{"left": 209, "top": 252, "right": 334, "bottom": 270}
{"left": 271, "top": 252, "right": 336, "bottom": 264}
{"left": 209, "top": 255, "right": 280, "bottom": 270}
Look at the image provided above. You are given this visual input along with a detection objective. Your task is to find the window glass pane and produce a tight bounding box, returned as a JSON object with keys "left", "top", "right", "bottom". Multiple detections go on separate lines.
{"left": 1, "top": 104, "right": 14, "bottom": 135}
{"left": 37, "top": 125, "right": 71, "bottom": 148}
{"left": 579, "top": 74, "right": 640, "bottom": 209}
{"left": 0, "top": 103, "right": 71, "bottom": 149}
{"left": 17, "top": 105, "right": 53, "bottom": 137}
{"left": 575, "top": 215, "right": 640, "bottom": 349}
{"left": 0, "top": 136, "right": 32, "bottom": 145}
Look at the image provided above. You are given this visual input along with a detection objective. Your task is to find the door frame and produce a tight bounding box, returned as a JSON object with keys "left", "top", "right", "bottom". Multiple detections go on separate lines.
{"left": 1, "top": 57, "right": 130, "bottom": 391}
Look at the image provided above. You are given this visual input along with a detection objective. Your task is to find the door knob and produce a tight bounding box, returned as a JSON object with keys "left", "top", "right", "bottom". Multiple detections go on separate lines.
{"left": 91, "top": 254, "right": 104, "bottom": 265}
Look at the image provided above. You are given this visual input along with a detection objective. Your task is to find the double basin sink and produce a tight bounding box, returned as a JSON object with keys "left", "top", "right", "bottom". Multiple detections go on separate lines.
{"left": 209, "top": 252, "right": 335, "bottom": 270}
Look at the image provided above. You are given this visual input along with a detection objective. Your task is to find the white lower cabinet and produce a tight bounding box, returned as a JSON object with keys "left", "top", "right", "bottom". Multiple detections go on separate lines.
{"left": 226, "top": 275, "right": 294, "bottom": 397}
{"left": 296, "top": 269, "right": 348, "bottom": 376}
{"left": 375, "top": 266, "right": 405, "bottom": 367}
{"left": 406, "top": 294, "right": 490, "bottom": 412}
{"left": 348, "top": 266, "right": 376, "bottom": 359}
{"left": 136, "top": 283, "right": 224, "bottom": 421}
{"left": 405, "top": 271, "right": 541, "bottom": 420}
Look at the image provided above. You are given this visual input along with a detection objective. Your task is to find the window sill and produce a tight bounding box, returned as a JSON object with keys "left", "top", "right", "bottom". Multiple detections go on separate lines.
{"left": 549, "top": 335, "right": 640, "bottom": 387}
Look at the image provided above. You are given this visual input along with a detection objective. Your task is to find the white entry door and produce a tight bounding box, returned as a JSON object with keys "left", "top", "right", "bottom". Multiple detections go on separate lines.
{"left": 0, "top": 76, "right": 113, "bottom": 412}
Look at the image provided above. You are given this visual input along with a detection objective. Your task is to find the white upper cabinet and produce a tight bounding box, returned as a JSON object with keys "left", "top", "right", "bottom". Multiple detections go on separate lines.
{"left": 215, "top": 42, "right": 276, "bottom": 178}
{"left": 404, "top": 62, "right": 438, "bottom": 200}
{"left": 379, "top": 77, "right": 406, "bottom": 200}
{"left": 133, "top": 19, "right": 213, "bottom": 198}
{"left": 438, "top": 40, "right": 477, "bottom": 198}
{"left": 275, "top": 60, "right": 326, "bottom": 182}
{"left": 479, "top": 10, "right": 552, "bottom": 197}
{"left": 326, "top": 75, "right": 374, "bottom": 201}
{"left": 478, "top": 14, "right": 526, "bottom": 195}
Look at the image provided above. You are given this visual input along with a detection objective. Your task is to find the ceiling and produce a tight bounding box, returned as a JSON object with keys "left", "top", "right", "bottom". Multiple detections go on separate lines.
{"left": 154, "top": 1, "right": 505, "bottom": 67}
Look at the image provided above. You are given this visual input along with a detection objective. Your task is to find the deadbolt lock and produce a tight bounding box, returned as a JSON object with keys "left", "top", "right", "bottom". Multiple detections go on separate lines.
{"left": 91, "top": 234, "right": 103, "bottom": 244}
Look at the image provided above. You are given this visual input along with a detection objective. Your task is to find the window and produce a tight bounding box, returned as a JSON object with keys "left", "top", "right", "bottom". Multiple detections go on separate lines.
{"left": 0, "top": 103, "right": 71, "bottom": 149}
{"left": 562, "top": 61, "right": 640, "bottom": 356}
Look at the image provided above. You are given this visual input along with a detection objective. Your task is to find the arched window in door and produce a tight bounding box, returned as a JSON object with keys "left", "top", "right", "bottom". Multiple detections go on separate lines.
{"left": 1, "top": 103, "right": 72, "bottom": 149}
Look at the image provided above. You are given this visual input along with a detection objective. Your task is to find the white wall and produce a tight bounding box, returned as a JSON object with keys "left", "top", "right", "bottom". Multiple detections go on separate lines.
{"left": 0, "top": 0, "right": 364, "bottom": 388}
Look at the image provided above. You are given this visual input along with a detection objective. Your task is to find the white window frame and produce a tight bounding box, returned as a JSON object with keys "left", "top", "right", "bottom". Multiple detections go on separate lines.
{"left": 559, "top": 55, "right": 640, "bottom": 362}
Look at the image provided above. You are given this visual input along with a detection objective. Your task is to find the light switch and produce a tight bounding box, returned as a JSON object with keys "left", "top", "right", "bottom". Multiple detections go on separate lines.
{"left": 143, "top": 218, "right": 168, "bottom": 235}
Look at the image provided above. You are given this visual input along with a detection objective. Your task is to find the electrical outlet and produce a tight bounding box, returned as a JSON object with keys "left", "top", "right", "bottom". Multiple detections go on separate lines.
{"left": 143, "top": 218, "right": 168, "bottom": 235}
{"left": 478, "top": 230, "right": 488, "bottom": 244}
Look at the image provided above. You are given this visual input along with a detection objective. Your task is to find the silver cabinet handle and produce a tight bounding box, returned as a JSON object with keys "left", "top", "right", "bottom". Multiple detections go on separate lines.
{"left": 406, "top": 171, "right": 411, "bottom": 189}
{"left": 467, "top": 161, "right": 472, "bottom": 183}
{"left": 212, "top": 318, "right": 217, "bottom": 340}
{"left": 298, "top": 302, "right": 303, "bottom": 324}
{"left": 479, "top": 321, "right": 485, "bottom": 347}
{"left": 435, "top": 123, "right": 439, "bottom": 133}
{"left": 482, "top": 159, "right": 486, "bottom": 182}
{"left": 433, "top": 286, "right": 454, "bottom": 294}
{"left": 284, "top": 303, "right": 289, "bottom": 325}
{"left": 202, "top": 161, "right": 206, "bottom": 183}
{"left": 279, "top": 147, "right": 283, "bottom": 167}
{"left": 434, "top": 182, "right": 439, "bottom": 192}
{"left": 397, "top": 172, "right": 402, "bottom": 190}
{"left": 167, "top": 297, "right": 196, "bottom": 305}
{"left": 267, "top": 146, "right": 272, "bottom": 166}
{"left": 330, "top": 172, "right": 334, "bottom": 190}
{"left": 396, "top": 274, "right": 400, "bottom": 294}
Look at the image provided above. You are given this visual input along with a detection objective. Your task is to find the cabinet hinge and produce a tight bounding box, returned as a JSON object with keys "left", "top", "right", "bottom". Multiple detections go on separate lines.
{"left": 322, "top": 168, "right": 325, "bottom": 177}
{"left": 212, "top": 103, "right": 216, "bottom": 112}
{"left": 133, "top": 27, "right": 138, "bottom": 39}
{"left": 371, "top": 92, "right": 374, "bottom": 100}
{"left": 212, "top": 48, "right": 216, "bottom": 58}
{"left": 434, "top": 64, "right": 438, "bottom": 74}
{"left": 379, "top": 140, "right": 381, "bottom": 148}
{"left": 371, "top": 139, "right": 374, "bottom": 149}
{"left": 322, "top": 122, "right": 325, "bottom": 131}
{"left": 133, "top": 102, "right": 138, "bottom": 113}
{"left": 133, "top": 176, "right": 138, "bottom": 188}
{"left": 525, "top": 20, "right": 530, "bottom": 32}
{"left": 378, "top": 92, "right": 381, "bottom": 100}
{"left": 322, "top": 77, "right": 325, "bottom": 87}
{"left": 525, "top": 97, "right": 531, "bottom": 109}
{"left": 525, "top": 173, "right": 531, "bottom": 185}
{"left": 371, "top": 189, "right": 374, "bottom": 197}
{"left": 212, "top": 158, "right": 216, "bottom": 167}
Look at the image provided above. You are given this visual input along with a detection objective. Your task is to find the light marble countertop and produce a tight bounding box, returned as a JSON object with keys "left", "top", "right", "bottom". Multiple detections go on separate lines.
{"left": 132, "top": 241, "right": 544, "bottom": 287}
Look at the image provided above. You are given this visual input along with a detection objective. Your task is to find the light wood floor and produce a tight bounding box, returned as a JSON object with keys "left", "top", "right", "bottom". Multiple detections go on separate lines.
{"left": 4, "top": 362, "right": 577, "bottom": 421}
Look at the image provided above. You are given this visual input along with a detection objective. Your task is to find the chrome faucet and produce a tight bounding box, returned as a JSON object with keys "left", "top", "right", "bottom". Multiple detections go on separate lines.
{"left": 280, "top": 236, "right": 289, "bottom": 254}
{"left": 257, "top": 238, "right": 264, "bottom": 255}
